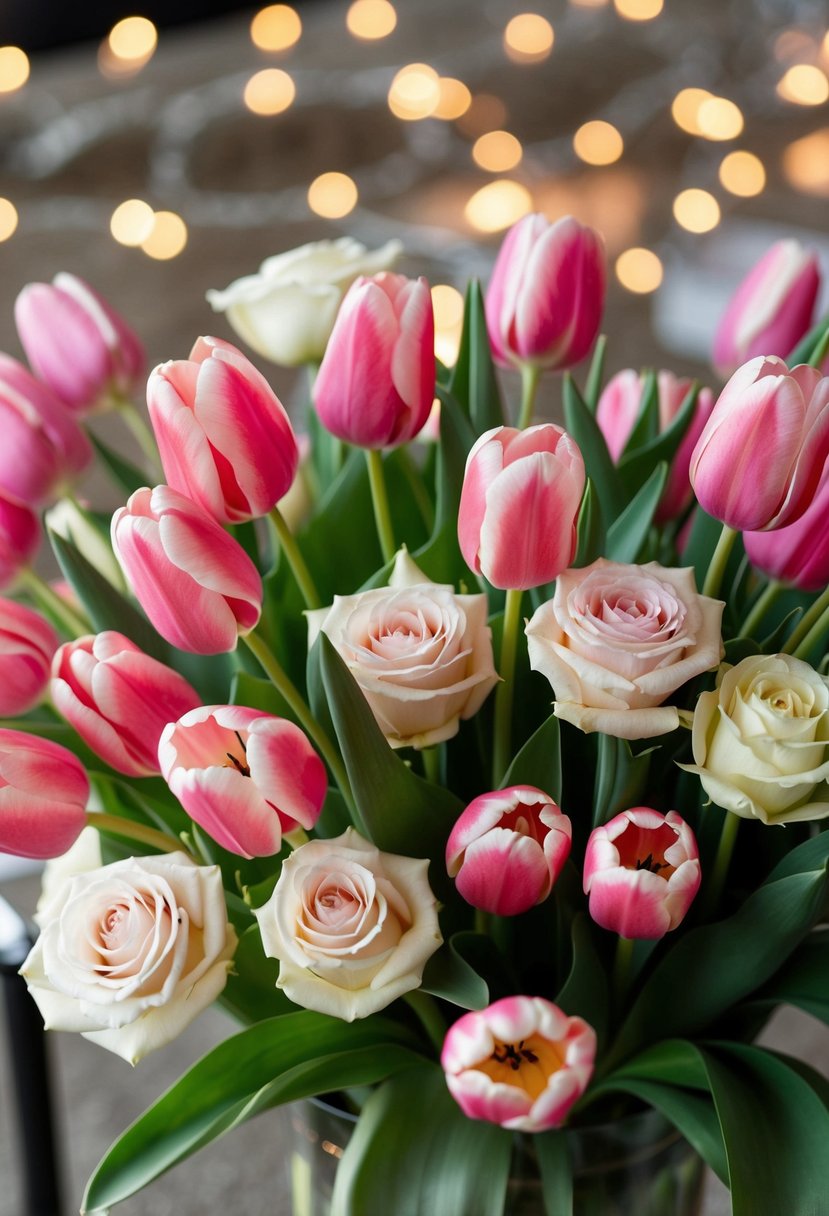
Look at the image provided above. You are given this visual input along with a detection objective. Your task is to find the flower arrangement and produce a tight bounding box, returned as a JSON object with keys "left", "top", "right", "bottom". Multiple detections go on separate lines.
{"left": 3, "top": 220, "right": 829, "bottom": 1215}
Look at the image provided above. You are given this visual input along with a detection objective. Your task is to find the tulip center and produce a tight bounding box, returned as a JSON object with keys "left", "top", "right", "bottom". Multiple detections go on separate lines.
{"left": 479, "top": 1035, "right": 565, "bottom": 1099}
{"left": 223, "top": 730, "right": 250, "bottom": 777}
{"left": 614, "top": 821, "right": 678, "bottom": 879}
{"left": 499, "top": 802, "right": 547, "bottom": 844}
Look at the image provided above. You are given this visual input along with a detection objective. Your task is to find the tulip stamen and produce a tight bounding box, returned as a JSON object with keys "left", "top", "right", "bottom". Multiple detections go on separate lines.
{"left": 224, "top": 751, "right": 250, "bottom": 777}
{"left": 491, "top": 1039, "right": 539, "bottom": 1071}
{"left": 634, "top": 852, "right": 667, "bottom": 874}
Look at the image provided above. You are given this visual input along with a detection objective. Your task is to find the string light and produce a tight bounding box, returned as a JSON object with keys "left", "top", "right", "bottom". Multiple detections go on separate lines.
{"left": 472, "top": 131, "right": 523, "bottom": 172}
{"left": 433, "top": 78, "right": 472, "bottom": 120}
{"left": 718, "top": 151, "right": 765, "bottom": 197}
{"left": 141, "top": 211, "right": 188, "bottom": 260}
{"left": 777, "top": 64, "right": 829, "bottom": 105}
{"left": 346, "top": 0, "right": 397, "bottom": 39}
{"left": 250, "top": 5, "right": 302, "bottom": 52}
{"left": 110, "top": 199, "right": 155, "bottom": 246}
{"left": 464, "top": 180, "right": 532, "bottom": 232}
{"left": 0, "top": 198, "right": 18, "bottom": 241}
{"left": 696, "top": 97, "right": 744, "bottom": 141}
{"left": 388, "top": 63, "right": 440, "bottom": 120}
{"left": 308, "top": 172, "right": 358, "bottom": 218}
{"left": 614, "top": 0, "right": 663, "bottom": 20}
{"left": 615, "top": 247, "right": 663, "bottom": 293}
{"left": 673, "top": 188, "right": 720, "bottom": 233}
{"left": 503, "top": 14, "right": 554, "bottom": 64}
{"left": 783, "top": 129, "right": 829, "bottom": 196}
{"left": 0, "top": 47, "right": 29, "bottom": 93}
{"left": 573, "top": 120, "right": 624, "bottom": 165}
{"left": 671, "top": 88, "right": 714, "bottom": 135}
{"left": 243, "top": 69, "right": 296, "bottom": 115}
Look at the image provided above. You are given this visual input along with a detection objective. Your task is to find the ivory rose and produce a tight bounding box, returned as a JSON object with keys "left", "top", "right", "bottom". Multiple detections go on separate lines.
{"left": 525, "top": 559, "right": 724, "bottom": 739}
{"left": 307, "top": 549, "right": 498, "bottom": 749}
{"left": 255, "top": 827, "right": 441, "bottom": 1021}
{"left": 683, "top": 653, "right": 829, "bottom": 824}
{"left": 21, "top": 852, "right": 237, "bottom": 1064}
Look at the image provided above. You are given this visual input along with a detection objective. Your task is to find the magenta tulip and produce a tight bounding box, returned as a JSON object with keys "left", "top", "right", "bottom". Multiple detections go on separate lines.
{"left": 0, "top": 494, "right": 41, "bottom": 589}
{"left": 458, "top": 424, "right": 585, "bottom": 589}
{"left": 313, "top": 272, "right": 435, "bottom": 448}
{"left": 744, "top": 466, "right": 829, "bottom": 591}
{"left": 583, "top": 807, "right": 701, "bottom": 940}
{"left": 111, "top": 485, "right": 262, "bottom": 654}
{"left": 158, "top": 704, "right": 327, "bottom": 858}
{"left": 148, "top": 336, "right": 299, "bottom": 523}
{"left": 446, "top": 785, "right": 571, "bottom": 916}
{"left": 442, "top": 996, "right": 596, "bottom": 1132}
{"left": 485, "top": 213, "right": 605, "bottom": 372}
{"left": 713, "top": 240, "right": 820, "bottom": 378}
{"left": 51, "top": 632, "right": 202, "bottom": 777}
{"left": 0, "top": 729, "right": 89, "bottom": 859}
{"left": 0, "top": 599, "right": 59, "bottom": 717}
{"left": 15, "top": 273, "right": 144, "bottom": 414}
{"left": 689, "top": 357, "right": 829, "bottom": 532}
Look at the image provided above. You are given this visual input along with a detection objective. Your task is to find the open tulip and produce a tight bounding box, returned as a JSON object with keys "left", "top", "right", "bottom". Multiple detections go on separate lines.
{"left": 743, "top": 466, "right": 829, "bottom": 591}
{"left": 0, "top": 599, "right": 58, "bottom": 717}
{"left": 313, "top": 272, "right": 435, "bottom": 449}
{"left": 713, "top": 240, "right": 820, "bottom": 377}
{"left": 442, "top": 996, "right": 596, "bottom": 1131}
{"left": 159, "top": 704, "right": 327, "bottom": 858}
{"left": 148, "top": 336, "right": 299, "bottom": 523}
{"left": 689, "top": 358, "right": 829, "bottom": 532}
{"left": 15, "top": 273, "right": 144, "bottom": 413}
{"left": 111, "top": 485, "right": 262, "bottom": 654}
{"left": 458, "top": 424, "right": 585, "bottom": 589}
{"left": 0, "top": 493, "right": 41, "bottom": 589}
{"left": 51, "top": 632, "right": 202, "bottom": 777}
{"left": 583, "top": 808, "right": 701, "bottom": 939}
{"left": 0, "top": 729, "right": 89, "bottom": 859}
{"left": 485, "top": 213, "right": 605, "bottom": 372}
{"left": 446, "top": 785, "right": 572, "bottom": 916}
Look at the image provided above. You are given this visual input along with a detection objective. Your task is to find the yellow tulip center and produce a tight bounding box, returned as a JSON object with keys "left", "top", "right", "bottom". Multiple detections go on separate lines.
{"left": 478, "top": 1034, "right": 565, "bottom": 1099}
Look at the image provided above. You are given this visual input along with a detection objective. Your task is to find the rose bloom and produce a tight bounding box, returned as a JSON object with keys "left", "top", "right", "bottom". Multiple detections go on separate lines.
{"left": 525, "top": 559, "right": 724, "bottom": 739}
{"left": 21, "top": 852, "right": 237, "bottom": 1064}
{"left": 307, "top": 549, "right": 498, "bottom": 749}
{"left": 255, "top": 827, "right": 441, "bottom": 1021}
{"left": 683, "top": 653, "right": 829, "bottom": 825}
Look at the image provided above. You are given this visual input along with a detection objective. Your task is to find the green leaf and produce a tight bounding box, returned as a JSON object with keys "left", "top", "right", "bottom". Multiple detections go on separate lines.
{"left": 536, "top": 1131, "right": 573, "bottom": 1216}
{"left": 562, "top": 373, "right": 625, "bottom": 525}
{"left": 433, "top": 385, "right": 478, "bottom": 534}
{"left": 501, "top": 713, "right": 562, "bottom": 803}
{"left": 220, "top": 924, "right": 294, "bottom": 1024}
{"left": 89, "top": 432, "right": 149, "bottom": 495}
{"left": 83, "top": 1013, "right": 423, "bottom": 1214}
{"left": 620, "top": 369, "right": 660, "bottom": 455}
{"left": 556, "top": 913, "right": 609, "bottom": 1048}
{"left": 573, "top": 480, "right": 605, "bottom": 568}
{"left": 583, "top": 334, "right": 607, "bottom": 413}
{"left": 230, "top": 671, "right": 296, "bottom": 720}
{"left": 331, "top": 1065, "right": 512, "bottom": 1216}
{"left": 592, "top": 735, "right": 652, "bottom": 829}
{"left": 767, "top": 828, "right": 829, "bottom": 882}
{"left": 448, "top": 280, "right": 504, "bottom": 433}
{"left": 751, "top": 927, "right": 829, "bottom": 1024}
{"left": 420, "top": 932, "right": 489, "bottom": 1010}
{"left": 605, "top": 462, "right": 668, "bottom": 564}
{"left": 682, "top": 508, "right": 725, "bottom": 592}
{"left": 617, "top": 381, "right": 699, "bottom": 500}
{"left": 788, "top": 315, "right": 829, "bottom": 367}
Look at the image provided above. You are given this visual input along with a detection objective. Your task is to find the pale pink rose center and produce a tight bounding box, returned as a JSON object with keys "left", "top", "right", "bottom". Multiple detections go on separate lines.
{"left": 94, "top": 892, "right": 172, "bottom": 977}
{"left": 296, "top": 865, "right": 409, "bottom": 960}
{"left": 613, "top": 821, "right": 678, "bottom": 878}
{"left": 578, "top": 585, "right": 684, "bottom": 643}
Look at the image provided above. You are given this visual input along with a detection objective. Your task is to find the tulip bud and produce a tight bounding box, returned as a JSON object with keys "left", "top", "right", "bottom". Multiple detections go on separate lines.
{"left": 0, "top": 599, "right": 59, "bottom": 717}
{"left": 51, "top": 632, "right": 202, "bottom": 777}
{"left": 485, "top": 213, "right": 606, "bottom": 372}
{"left": 596, "top": 370, "right": 715, "bottom": 522}
{"left": 744, "top": 467, "right": 829, "bottom": 592}
{"left": 441, "top": 996, "right": 596, "bottom": 1131}
{"left": 313, "top": 272, "right": 435, "bottom": 449}
{"left": 446, "top": 785, "right": 572, "bottom": 916}
{"left": 713, "top": 240, "right": 820, "bottom": 378}
{"left": 458, "top": 424, "right": 585, "bottom": 589}
{"left": 0, "top": 493, "right": 41, "bottom": 589}
{"left": 111, "top": 486, "right": 262, "bottom": 654}
{"left": 15, "top": 273, "right": 144, "bottom": 414}
{"left": 0, "top": 729, "right": 89, "bottom": 859}
{"left": 148, "top": 336, "right": 299, "bottom": 524}
{"left": 159, "top": 704, "right": 327, "bottom": 858}
{"left": 690, "top": 357, "right": 829, "bottom": 532}
{"left": 583, "top": 807, "right": 701, "bottom": 940}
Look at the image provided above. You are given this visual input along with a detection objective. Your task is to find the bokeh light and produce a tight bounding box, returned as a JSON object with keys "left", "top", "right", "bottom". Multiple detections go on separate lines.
{"left": 696, "top": 96, "right": 744, "bottom": 141}
{"left": 614, "top": 0, "right": 663, "bottom": 20}
{"left": 719, "top": 150, "right": 766, "bottom": 197}
{"left": 108, "top": 16, "right": 158, "bottom": 61}
{"left": 671, "top": 88, "right": 714, "bottom": 135}
{"left": 308, "top": 172, "right": 359, "bottom": 218}
{"left": 0, "top": 47, "right": 30, "bottom": 93}
{"left": 243, "top": 68, "right": 296, "bottom": 115}
{"left": 573, "top": 120, "right": 624, "bottom": 165}
{"left": 464, "top": 180, "right": 532, "bottom": 232}
{"left": 673, "top": 188, "right": 721, "bottom": 233}
{"left": 456, "top": 94, "right": 508, "bottom": 137}
{"left": 0, "top": 198, "right": 18, "bottom": 242}
{"left": 250, "top": 5, "right": 302, "bottom": 52}
{"left": 432, "top": 284, "right": 465, "bottom": 365}
{"left": 110, "top": 199, "right": 155, "bottom": 246}
{"left": 141, "top": 211, "right": 188, "bottom": 260}
{"left": 473, "top": 130, "right": 523, "bottom": 172}
{"left": 503, "top": 14, "right": 554, "bottom": 64}
{"left": 388, "top": 63, "right": 441, "bottom": 120}
{"left": 777, "top": 64, "right": 829, "bottom": 105}
{"left": 433, "top": 78, "right": 472, "bottom": 120}
{"left": 783, "top": 129, "right": 829, "bottom": 196}
{"left": 346, "top": 0, "right": 397, "bottom": 39}
{"left": 615, "top": 247, "right": 663, "bottom": 293}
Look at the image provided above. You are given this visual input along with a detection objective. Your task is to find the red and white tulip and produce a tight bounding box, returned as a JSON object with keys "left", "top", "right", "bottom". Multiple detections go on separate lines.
{"left": 0, "top": 729, "right": 89, "bottom": 859}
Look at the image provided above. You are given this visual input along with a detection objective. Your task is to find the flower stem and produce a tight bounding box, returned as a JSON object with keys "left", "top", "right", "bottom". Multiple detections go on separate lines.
{"left": 741, "top": 579, "right": 784, "bottom": 640}
{"left": 403, "top": 990, "right": 446, "bottom": 1055}
{"left": 112, "top": 397, "right": 163, "bottom": 476}
{"left": 17, "top": 567, "right": 91, "bottom": 637}
{"left": 785, "top": 583, "right": 829, "bottom": 657}
{"left": 242, "top": 630, "right": 354, "bottom": 816}
{"left": 422, "top": 744, "right": 441, "bottom": 785}
{"left": 86, "top": 811, "right": 194, "bottom": 859}
{"left": 703, "top": 812, "right": 740, "bottom": 918}
{"left": 266, "top": 507, "right": 322, "bottom": 610}
{"left": 702, "top": 524, "right": 738, "bottom": 599}
{"left": 492, "top": 587, "right": 524, "bottom": 786}
{"left": 613, "top": 935, "right": 635, "bottom": 1011}
{"left": 365, "top": 449, "right": 396, "bottom": 564}
{"left": 517, "top": 363, "right": 542, "bottom": 430}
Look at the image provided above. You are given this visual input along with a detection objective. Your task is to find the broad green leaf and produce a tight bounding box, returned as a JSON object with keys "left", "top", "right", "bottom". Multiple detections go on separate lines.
{"left": 89, "top": 432, "right": 149, "bottom": 495}
{"left": 606, "top": 462, "right": 668, "bottom": 564}
{"left": 592, "top": 735, "right": 652, "bottom": 829}
{"left": 750, "top": 927, "right": 829, "bottom": 1024}
{"left": 556, "top": 913, "right": 609, "bottom": 1048}
{"left": 448, "top": 280, "right": 504, "bottom": 433}
{"left": 617, "top": 381, "right": 699, "bottom": 500}
{"left": 583, "top": 334, "right": 607, "bottom": 413}
{"left": 433, "top": 384, "right": 478, "bottom": 534}
{"left": 620, "top": 369, "right": 659, "bottom": 455}
{"left": 573, "top": 480, "right": 605, "bottom": 568}
{"left": 562, "top": 373, "right": 625, "bottom": 524}
{"left": 420, "top": 932, "right": 489, "bottom": 1010}
{"left": 767, "top": 828, "right": 829, "bottom": 882}
{"left": 220, "top": 924, "right": 293, "bottom": 1024}
{"left": 231, "top": 671, "right": 295, "bottom": 720}
{"left": 682, "top": 508, "right": 725, "bottom": 593}
{"left": 331, "top": 1065, "right": 512, "bottom": 1216}
{"left": 536, "top": 1131, "right": 573, "bottom": 1216}
{"left": 501, "top": 713, "right": 562, "bottom": 803}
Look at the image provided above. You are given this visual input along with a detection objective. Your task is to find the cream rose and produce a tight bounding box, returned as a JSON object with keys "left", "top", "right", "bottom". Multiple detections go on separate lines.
{"left": 525, "top": 559, "right": 724, "bottom": 739}
{"left": 206, "top": 237, "right": 402, "bottom": 367}
{"left": 255, "top": 828, "right": 442, "bottom": 1021}
{"left": 21, "top": 852, "right": 237, "bottom": 1064}
{"left": 683, "top": 653, "right": 829, "bottom": 824}
{"left": 307, "top": 549, "right": 498, "bottom": 749}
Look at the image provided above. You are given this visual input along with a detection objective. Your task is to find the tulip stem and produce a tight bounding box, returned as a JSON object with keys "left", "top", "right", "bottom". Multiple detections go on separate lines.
{"left": 613, "top": 935, "right": 635, "bottom": 1012}
{"left": 365, "top": 449, "right": 396, "bottom": 564}
{"left": 422, "top": 745, "right": 441, "bottom": 785}
{"left": 517, "top": 364, "right": 542, "bottom": 430}
{"left": 242, "top": 630, "right": 355, "bottom": 817}
{"left": 785, "top": 583, "right": 829, "bottom": 656}
{"left": 741, "top": 579, "right": 785, "bottom": 640}
{"left": 266, "top": 507, "right": 322, "bottom": 610}
{"left": 403, "top": 990, "right": 446, "bottom": 1055}
{"left": 113, "top": 397, "right": 163, "bottom": 476}
{"left": 17, "top": 567, "right": 91, "bottom": 637}
{"left": 703, "top": 813, "right": 740, "bottom": 918}
{"left": 701, "top": 525, "right": 738, "bottom": 599}
{"left": 86, "top": 811, "right": 195, "bottom": 859}
{"left": 493, "top": 587, "right": 524, "bottom": 786}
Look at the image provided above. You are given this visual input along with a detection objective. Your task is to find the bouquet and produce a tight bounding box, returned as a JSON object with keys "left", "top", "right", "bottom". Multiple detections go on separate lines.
{"left": 4, "top": 220, "right": 829, "bottom": 1216}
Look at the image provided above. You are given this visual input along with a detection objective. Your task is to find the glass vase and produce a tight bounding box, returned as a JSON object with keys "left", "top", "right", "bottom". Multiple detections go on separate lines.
{"left": 287, "top": 1097, "right": 706, "bottom": 1216}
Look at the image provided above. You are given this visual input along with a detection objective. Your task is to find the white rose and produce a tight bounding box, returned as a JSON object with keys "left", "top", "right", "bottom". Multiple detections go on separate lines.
{"left": 255, "top": 828, "right": 442, "bottom": 1021}
{"left": 206, "top": 237, "right": 403, "bottom": 367}
{"left": 21, "top": 852, "right": 237, "bottom": 1064}
{"left": 307, "top": 549, "right": 499, "bottom": 749}
{"left": 683, "top": 653, "right": 829, "bottom": 824}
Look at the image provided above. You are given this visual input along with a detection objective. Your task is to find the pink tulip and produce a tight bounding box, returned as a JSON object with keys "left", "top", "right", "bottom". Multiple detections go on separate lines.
{"left": 713, "top": 240, "right": 820, "bottom": 378}
{"left": 15, "top": 273, "right": 144, "bottom": 413}
{"left": 689, "top": 357, "right": 829, "bottom": 532}
{"left": 147, "top": 336, "right": 299, "bottom": 524}
{"left": 0, "top": 599, "right": 59, "bottom": 717}
{"left": 485, "top": 213, "right": 606, "bottom": 372}
{"left": 442, "top": 996, "right": 596, "bottom": 1132}
{"left": 596, "top": 370, "right": 715, "bottom": 522}
{"left": 0, "top": 729, "right": 89, "bottom": 859}
{"left": 0, "top": 494, "right": 41, "bottom": 589}
{"left": 446, "top": 785, "right": 572, "bottom": 916}
{"left": 583, "top": 807, "right": 701, "bottom": 940}
{"left": 158, "top": 704, "right": 327, "bottom": 858}
{"left": 458, "top": 424, "right": 585, "bottom": 589}
{"left": 743, "top": 464, "right": 829, "bottom": 591}
{"left": 111, "top": 485, "right": 262, "bottom": 654}
{"left": 51, "top": 632, "right": 202, "bottom": 777}
{"left": 313, "top": 272, "right": 435, "bottom": 448}
{"left": 0, "top": 355, "right": 92, "bottom": 506}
